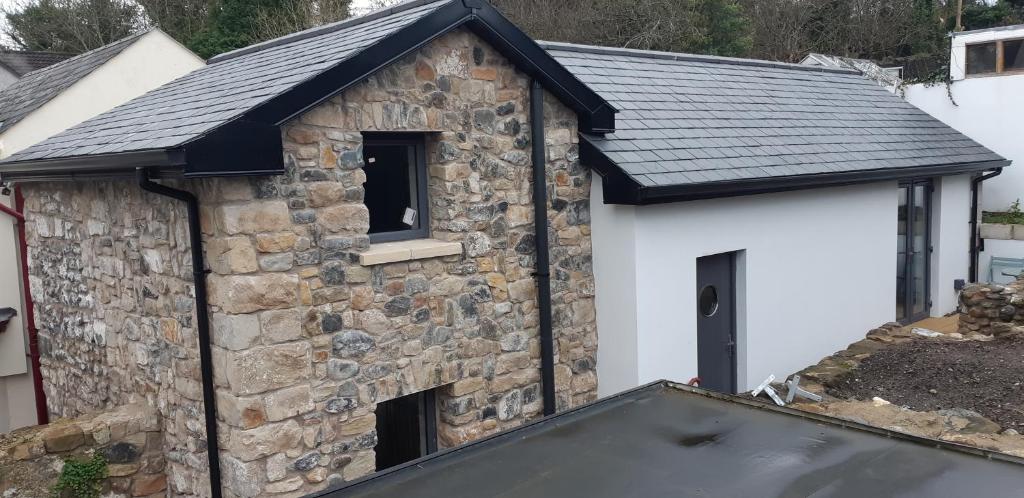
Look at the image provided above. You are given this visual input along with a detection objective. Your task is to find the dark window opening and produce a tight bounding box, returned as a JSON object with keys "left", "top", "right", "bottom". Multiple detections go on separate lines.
{"left": 374, "top": 389, "right": 438, "bottom": 471}
{"left": 966, "top": 42, "right": 997, "bottom": 75}
{"left": 966, "top": 38, "right": 1024, "bottom": 76}
{"left": 363, "top": 134, "right": 429, "bottom": 243}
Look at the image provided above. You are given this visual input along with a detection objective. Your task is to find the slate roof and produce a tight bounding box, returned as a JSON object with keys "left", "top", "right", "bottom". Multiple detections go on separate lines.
{"left": 3, "top": 0, "right": 451, "bottom": 161}
{"left": 544, "top": 42, "right": 1005, "bottom": 192}
{"left": 0, "top": 32, "right": 147, "bottom": 133}
{"left": 0, "top": 50, "right": 72, "bottom": 77}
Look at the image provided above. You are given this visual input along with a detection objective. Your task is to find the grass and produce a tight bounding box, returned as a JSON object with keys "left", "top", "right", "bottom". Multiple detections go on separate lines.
{"left": 983, "top": 199, "right": 1024, "bottom": 225}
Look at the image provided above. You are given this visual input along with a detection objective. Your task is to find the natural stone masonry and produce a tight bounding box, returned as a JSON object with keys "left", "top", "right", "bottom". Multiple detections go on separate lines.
{"left": 0, "top": 403, "right": 166, "bottom": 498}
{"left": 959, "top": 275, "right": 1024, "bottom": 337}
{"left": 20, "top": 181, "right": 211, "bottom": 496}
{"left": 19, "top": 28, "right": 597, "bottom": 498}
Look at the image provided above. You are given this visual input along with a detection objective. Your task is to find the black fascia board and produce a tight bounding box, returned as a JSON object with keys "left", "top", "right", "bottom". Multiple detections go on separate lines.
{"left": 240, "top": 0, "right": 616, "bottom": 135}
{"left": 181, "top": 119, "right": 284, "bottom": 178}
{"left": 0, "top": 149, "right": 186, "bottom": 182}
{"left": 579, "top": 137, "right": 645, "bottom": 204}
{"left": 631, "top": 159, "right": 1012, "bottom": 205}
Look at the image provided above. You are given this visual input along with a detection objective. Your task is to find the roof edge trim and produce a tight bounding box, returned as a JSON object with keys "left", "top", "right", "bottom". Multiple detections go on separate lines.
{"left": 625, "top": 159, "right": 1011, "bottom": 205}
{"left": 0, "top": 149, "right": 186, "bottom": 182}
{"left": 540, "top": 41, "right": 860, "bottom": 75}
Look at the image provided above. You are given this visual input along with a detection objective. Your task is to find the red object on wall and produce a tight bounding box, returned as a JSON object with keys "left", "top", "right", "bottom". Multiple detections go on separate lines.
{"left": 1, "top": 188, "right": 48, "bottom": 425}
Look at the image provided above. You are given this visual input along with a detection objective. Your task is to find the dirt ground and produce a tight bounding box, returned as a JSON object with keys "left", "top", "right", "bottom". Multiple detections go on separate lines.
{"left": 827, "top": 335, "right": 1024, "bottom": 429}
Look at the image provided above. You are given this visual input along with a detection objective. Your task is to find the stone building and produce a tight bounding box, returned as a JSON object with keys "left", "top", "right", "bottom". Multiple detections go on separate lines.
{"left": 0, "top": 1, "right": 1011, "bottom": 497}
{"left": 0, "top": 2, "right": 606, "bottom": 496}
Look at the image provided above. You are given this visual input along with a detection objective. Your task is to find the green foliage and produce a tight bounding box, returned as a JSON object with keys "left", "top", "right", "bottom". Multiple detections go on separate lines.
{"left": 51, "top": 454, "right": 108, "bottom": 498}
{"left": 2, "top": 0, "right": 143, "bottom": 53}
{"left": 983, "top": 200, "right": 1024, "bottom": 225}
{"left": 185, "top": 0, "right": 351, "bottom": 58}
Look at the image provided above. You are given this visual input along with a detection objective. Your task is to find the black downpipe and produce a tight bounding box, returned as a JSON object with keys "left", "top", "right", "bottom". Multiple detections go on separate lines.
{"left": 137, "top": 169, "right": 223, "bottom": 498}
{"left": 530, "top": 79, "right": 556, "bottom": 417}
{"left": 969, "top": 168, "right": 1003, "bottom": 283}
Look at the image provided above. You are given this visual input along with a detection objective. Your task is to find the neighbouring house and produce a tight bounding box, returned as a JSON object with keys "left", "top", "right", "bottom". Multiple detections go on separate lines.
{"left": 0, "top": 1, "right": 1009, "bottom": 496}
{"left": 0, "top": 29, "right": 203, "bottom": 435}
{"left": 904, "top": 24, "right": 1024, "bottom": 285}
{"left": 0, "top": 50, "right": 72, "bottom": 90}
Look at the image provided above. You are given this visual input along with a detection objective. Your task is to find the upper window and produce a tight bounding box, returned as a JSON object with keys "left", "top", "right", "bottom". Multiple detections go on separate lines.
{"left": 966, "top": 38, "right": 1024, "bottom": 77}
{"left": 362, "top": 134, "right": 429, "bottom": 243}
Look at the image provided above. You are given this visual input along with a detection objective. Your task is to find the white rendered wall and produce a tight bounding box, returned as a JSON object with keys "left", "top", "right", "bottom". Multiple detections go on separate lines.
{"left": 980, "top": 238, "right": 1024, "bottom": 283}
{"left": 903, "top": 26, "right": 1024, "bottom": 212}
{"left": 930, "top": 175, "right": 973, "bottom": 315}
{"left": 591, "top": 179, "right": 897, "bottom": 394}
{"left": 590, "top": 177, "right": 640, "bottom": 396}
{"left": 0, "top": 30, "right": 204, "bottom": 158}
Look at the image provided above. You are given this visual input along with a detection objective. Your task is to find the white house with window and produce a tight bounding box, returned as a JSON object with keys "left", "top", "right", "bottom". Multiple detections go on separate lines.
{"left": 904, "top": 24, "right": 1024, "bottom": 284}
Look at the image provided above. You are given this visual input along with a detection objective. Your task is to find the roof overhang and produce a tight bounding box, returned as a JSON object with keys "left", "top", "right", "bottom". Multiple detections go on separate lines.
{"left": 583, "top": 138, "right": 1012, "bottom": 205}
{"left": 0, "top": 0, "right": 615, "bottom": 183}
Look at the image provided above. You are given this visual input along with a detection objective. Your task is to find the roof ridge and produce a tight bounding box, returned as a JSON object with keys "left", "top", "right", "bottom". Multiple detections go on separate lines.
{"left": 17, "top": 29, "right": 151, "bottom": 79}
{"left": 209, "top": 0, "right": 452, "bottom": 64}
{"left": 538, "top": 41, "right": 859, "bottom": 75}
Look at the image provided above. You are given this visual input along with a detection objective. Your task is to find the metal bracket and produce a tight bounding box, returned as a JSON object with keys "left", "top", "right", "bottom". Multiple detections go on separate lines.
{"left": 752, "top": 374, "right": 785, "bottom": 406}
{"left": 784, "top": 375, "right": 822, "bottom": 403}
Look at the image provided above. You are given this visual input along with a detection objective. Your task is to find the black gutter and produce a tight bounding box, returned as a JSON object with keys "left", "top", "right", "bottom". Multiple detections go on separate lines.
{"left": 970, "top": 168, "right": 1003, "bottom": 282}
{"left": 137, "top": 169, "right": 222, "bottom": 498}
{"left": 0, "top": 149, "right": 186, "bottom": 182}
{"left": 530, "top": 79, "right": 556, "bottom": 417}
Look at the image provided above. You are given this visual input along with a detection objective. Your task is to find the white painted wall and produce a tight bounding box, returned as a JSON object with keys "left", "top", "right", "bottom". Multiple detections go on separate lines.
{"left": 590, "top": 178, "right": 639, "bottom": 396}
{"left": 903, "top": 26, "right": 1024, "bottom": 213}
{"left": 980, "top": 238, "right": 1024, "bottom": 284}
{"left": 0, "top": 30, "right": 202, "bottom": 432}
{"left": 0, "top": 30, "right": 204, "bottom": 158}
{"left": 592, "top": 178, "right": 897, "bottom": 395}
{"left": 930, "top": 175, "right": 973, "bottom": 315}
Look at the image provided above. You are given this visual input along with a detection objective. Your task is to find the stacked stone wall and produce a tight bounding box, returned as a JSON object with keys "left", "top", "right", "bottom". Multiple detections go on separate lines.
{"left": 959, "top": 276, "right": 1024, "bottom": 337}
{"left": 0, "top": 403, "right": 166, "bottom": 497}
{"left": 20, "top": 27, "right": 598, "bottom": 497}
{"left": 21, "top": 181, "right": 211, "bottom": 495}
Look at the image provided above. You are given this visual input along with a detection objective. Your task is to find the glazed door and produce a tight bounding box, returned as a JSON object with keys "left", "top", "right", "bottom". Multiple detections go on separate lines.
{"left": 897, "top": 181, "right": 932, "bottom": 323}
{"left": 696, "top": 252, "right": 737, "bottom": 394}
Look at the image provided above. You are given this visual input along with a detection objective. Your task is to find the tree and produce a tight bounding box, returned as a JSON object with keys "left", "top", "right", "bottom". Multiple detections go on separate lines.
{"left": 136, "top": 0, "right": 216, "bottom": 50}
{"left": 2, "top": 0, "right": 143, "bottom": 53}
{"left": 186, "top": 0, "right": 351, "bottom": 58}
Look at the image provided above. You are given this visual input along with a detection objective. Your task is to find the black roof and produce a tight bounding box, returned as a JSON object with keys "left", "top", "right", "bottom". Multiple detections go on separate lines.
{"left": 544, "top": 42, "right": 1008, "bottom": 204}
{"left": 319, "top": 382, "right": 1024, "bottom": 498}
{"left": 0, "top": 32, "right": 146, "bottom": 134}
{"left": 0, "top": 0, "right": 613, "bottom": 180}
{"left": 0, "top": 50, "right": 72, "bottom": 77}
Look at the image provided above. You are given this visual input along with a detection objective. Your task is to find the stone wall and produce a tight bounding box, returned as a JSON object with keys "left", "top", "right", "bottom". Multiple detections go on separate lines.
{"left": 203, "top": 28, "right": 596, "bottom": 496}
{"left": 19, "top": 27, "right": 597, "bottom": 498}
{"left": 20, "top": 181, "right": 211, "bottom": 495}
{"left": 959, "top": 276, "right": 1024, "bottom": 337}
{"left": 0, "top": 403, "right": 166, "bottom": 498}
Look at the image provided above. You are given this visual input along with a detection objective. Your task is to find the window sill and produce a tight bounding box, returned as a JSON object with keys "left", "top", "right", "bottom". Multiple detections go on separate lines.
{"left": 359, "top": 238, "right": 463, "bottom": 266}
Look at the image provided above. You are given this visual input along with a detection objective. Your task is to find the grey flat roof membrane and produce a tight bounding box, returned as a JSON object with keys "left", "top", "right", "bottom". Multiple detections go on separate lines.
{"left": 318, "top": 382, "right": 1024, "bottom": 498}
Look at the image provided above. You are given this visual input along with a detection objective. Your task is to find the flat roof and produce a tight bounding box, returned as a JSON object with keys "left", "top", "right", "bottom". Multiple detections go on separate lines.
{"left": 317, "top": 382, "right": 1024, "bottom": 497}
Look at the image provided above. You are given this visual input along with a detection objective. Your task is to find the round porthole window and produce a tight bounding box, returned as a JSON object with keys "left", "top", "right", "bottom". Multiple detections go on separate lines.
{"left": 699, "top": 285, "right": 719, "bottom": 317}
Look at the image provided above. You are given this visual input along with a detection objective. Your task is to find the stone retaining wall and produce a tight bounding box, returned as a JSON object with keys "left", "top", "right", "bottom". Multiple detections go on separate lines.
{"left": 0, "top": 403, "right": 165, "bottom": 498}
{"left": 959, "top": 276, "right": 1024, "bottom": 336}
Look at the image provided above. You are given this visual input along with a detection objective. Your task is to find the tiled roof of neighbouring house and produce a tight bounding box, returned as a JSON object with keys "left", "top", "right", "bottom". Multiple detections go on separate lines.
{"left": 0, "top": 50, "right": 73, "bottom": 76}
{"left": 2, "top": 0, "right": 453, "bottom": 160}
{"left": 0, "top": 32, "right": 148, "bottom": 133}
{"left": 544, "top": 42, "right": 1005, "bottom": 198}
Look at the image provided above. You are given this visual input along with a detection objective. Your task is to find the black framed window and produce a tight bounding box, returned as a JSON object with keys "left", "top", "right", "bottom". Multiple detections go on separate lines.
{"left": 362, "top": 133, "right": 429, "bottom": 243}
{"left": 374, "top": 389, "right": 438, "bottom": 471}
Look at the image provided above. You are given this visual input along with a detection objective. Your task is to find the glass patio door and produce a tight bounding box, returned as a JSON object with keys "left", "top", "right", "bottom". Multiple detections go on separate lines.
{"left": 897, "top": 180, "right": 932, "bottom": 323}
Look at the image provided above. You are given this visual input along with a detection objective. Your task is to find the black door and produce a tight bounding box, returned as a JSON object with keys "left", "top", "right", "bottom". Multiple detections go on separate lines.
{"left": 897, "top": 181, "right": 932, "bottom": 323}
{"left": 374, "top": 390, "right": 438, "bottom": 471}
{"left": 696, "top": 252, "right": 737, "bottom": 394}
